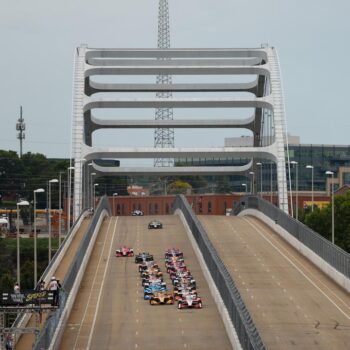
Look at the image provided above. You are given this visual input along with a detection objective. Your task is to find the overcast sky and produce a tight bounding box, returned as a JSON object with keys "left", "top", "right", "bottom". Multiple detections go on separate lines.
{"left": 1, "top": 0, "right": 349, "bottom": 159}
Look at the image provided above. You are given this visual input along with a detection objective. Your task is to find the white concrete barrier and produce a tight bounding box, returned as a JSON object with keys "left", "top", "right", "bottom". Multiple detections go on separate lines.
{"left": 175, "top": 209, "right": 242, "bottom": 350}
{"left": 49, "top": 209, "right": 109, "bottom": 350}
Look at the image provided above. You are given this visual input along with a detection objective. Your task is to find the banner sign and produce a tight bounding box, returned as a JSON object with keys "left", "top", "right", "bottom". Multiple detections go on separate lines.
{"left": 0, "top": 290, "right": 54, "bottom": 306}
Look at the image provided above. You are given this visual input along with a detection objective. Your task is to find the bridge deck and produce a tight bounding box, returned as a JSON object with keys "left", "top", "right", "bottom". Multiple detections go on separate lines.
{"left": 16, "top": 217, "right": 92, "bottom": 350}
{"left": 199, "top": 215, "right": 350, "bottom": 350}
{"left": 60, "top": 215, "right": 231, "bottom": 350}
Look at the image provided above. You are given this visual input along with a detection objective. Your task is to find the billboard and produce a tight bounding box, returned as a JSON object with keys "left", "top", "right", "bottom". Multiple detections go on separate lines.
{"left": 0, "top": 290, "right": 54, "bottom": 307}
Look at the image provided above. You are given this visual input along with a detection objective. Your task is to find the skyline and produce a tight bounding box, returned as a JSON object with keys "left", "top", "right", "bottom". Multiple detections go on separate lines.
{"left": 1, "top": 0, "right": 349, "bottom": 159}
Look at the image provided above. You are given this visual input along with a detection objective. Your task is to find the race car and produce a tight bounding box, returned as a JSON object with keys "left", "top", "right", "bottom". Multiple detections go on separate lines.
{"left": 149, "top": 291, "right": 174, "bottom": 305}
{"left": 177, "top": 294, "right": 202, "bottom": 309}
{"left": 139, "top": 262, "right": 160, "bottom": 274}
{"left": 135, "top": 252, "right": 154, "bottom": 264}
{"left": 143, "top": 276, "right": 166, "bottom": 288}
{"left": 144, "top": 283, "right": 167, "bottom": 300}
{"left": 172, "top": 275, "right": 196, "bottom": 289}
{"left": 148, "top": 221, "right": 163, "bottom": 229}
{"left": 164, "top": 248, "right": 183, "bottom": 259}
{"left": 132, "top": 209, "right": 144, "bottom": 216}
{"left": 115, "top": 246, "right": 134, "bottom": 257}
{"left": 141, "top": 269, "right": 163, "bottom": 279}
{"left": 167, "top": 262, "right": 188, "bottom": 274}
{"left": 142, "top": 275, "right": 164, "bottom": 286}
{"left": 173, "top": 285, "right": 197, "bottom": 301}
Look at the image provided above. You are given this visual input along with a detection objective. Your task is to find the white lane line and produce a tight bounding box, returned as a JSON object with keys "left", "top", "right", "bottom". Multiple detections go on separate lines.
{"left": 86, "top": 217, "right": 119, "bottom": 350}
{"left": 135, "top": 331, "right": 138, "bottom": 336}
{"left": 244, "top": 217, "right": 350, "bottom": 320}
{"left": 135, "top": 344, "right": 138, "bottom": 348}
{"left": 136, "top": 319, "right": 139, "bottom": 323}
{"left": 72, "top": 217, "right": 115, "bottom": 350}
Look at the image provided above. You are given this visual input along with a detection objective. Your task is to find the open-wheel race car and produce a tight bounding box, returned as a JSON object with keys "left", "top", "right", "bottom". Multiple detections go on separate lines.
{"left": 135, "top": 252, "right": 154, "bottom": 264}
{"left": 115, "top": 246, "right": 134, "bottom": 257}
{"left": 149, "top": 291, "right": 174, "bottom": 305}
{"left": 164, "top": 248, "right": 183, "bottom": 259}
{"left": 144, "top": 283, "right": 167, "bottom": 300}
{"left": 177, "top": 294, "right": 202, "bottom": 309}
{"left": 173, "top": 285, "right": 197, "bottom": 301}
{"left": 132, "top": 209, "right": 144, "bottom": 216}
{"left": 148, "top": 220, "right": 163, "bottom": 229}
{"left": 138, "top": 262, "right": 160, "bottom": 274}
{"left": 142, "top": 275, "right": 164, "bottom": 287}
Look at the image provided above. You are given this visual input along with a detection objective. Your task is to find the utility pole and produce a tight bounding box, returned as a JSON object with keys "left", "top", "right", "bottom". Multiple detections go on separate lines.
{"left": 16, "top": 106, "right": 26, "bottom": 158}
{"left": 154, "top": 0, "right": 175, "bottom": 167}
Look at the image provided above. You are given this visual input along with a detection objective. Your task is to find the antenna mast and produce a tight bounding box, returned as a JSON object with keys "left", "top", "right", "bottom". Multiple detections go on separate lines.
{"left": 16, "top": 106, "right": 25, "bottom": 158}
{"left": 154, "top": 0, "right": 174, "bottom": 167}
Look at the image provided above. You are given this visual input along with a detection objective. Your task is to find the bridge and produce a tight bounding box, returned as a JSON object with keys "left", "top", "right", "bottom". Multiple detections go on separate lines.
{"left": 2, "top": 44, "right": 350, "bottom": 350}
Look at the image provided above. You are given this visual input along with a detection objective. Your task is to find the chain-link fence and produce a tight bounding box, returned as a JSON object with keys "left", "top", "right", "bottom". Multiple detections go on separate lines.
{"left": 174, "top": 194, "right": 265, "bottom": 350}
{"left": 234, "top": 195, "right": 350, "bottom": 278}
{"left": 32, "top": 196, "right": 111, "bottom": 350}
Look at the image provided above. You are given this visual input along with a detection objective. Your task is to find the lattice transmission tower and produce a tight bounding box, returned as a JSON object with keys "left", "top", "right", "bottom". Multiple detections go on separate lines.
{"left": 154, "top": 0, "right": 174, "bottom": 167}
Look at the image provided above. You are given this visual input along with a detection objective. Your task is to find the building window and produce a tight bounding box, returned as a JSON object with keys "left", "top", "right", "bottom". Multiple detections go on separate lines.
{"left": 208, "top": 201, "right": 212, "bottom": 213}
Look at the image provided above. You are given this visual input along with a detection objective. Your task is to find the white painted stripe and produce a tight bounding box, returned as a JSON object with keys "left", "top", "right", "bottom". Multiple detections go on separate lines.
{"left": 72, "top": 217, "right": 114, "bottom": 350}
{"left": 86, "top": 217, "right": 119, "bottom": 349}
{"left": 244, "top": 217, "right": 350, "bottom": 321}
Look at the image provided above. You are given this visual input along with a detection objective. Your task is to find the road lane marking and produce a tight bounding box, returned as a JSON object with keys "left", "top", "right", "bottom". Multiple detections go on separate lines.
{"left": 86, "top": 217, "right": 119, "bottom": 350}
{"left": 73, "top": 217, "right": 116, "bottom": 350}
{"left": 244, "top": 217, "right": 350, "bottom": 321}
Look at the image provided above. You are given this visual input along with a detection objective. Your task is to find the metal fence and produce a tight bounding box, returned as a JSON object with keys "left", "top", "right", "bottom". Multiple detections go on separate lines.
{"left": 234, "top": 195, "right": 350, "bottom": 279}
{"left": 33, "top": 196, "right": 111, "bottom": 350}
{"left": 173, "top": 195, "right": 265, "bottom": 350}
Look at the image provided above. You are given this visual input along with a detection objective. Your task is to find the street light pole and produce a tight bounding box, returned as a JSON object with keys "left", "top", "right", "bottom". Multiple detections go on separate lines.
{"left": 256, "top": 163, "right": 262, "bottom": 197}
{"left": 325, "top": 171, "right": 335, "bottom": 244}
{"left": 90, "top": 172, "right": 96, "bottom": 209}
{"left": 112, "top": 193, "right": 118, "bottom": 216}
{"left": 58, "top": 171, "right": 65, "bottom": 246}
{"left": 48, "top": 179, "right": 58, "bottom": 262}
{"left": 16, "top": 200, "right": 29, "bottom": 286}
{"left": 67, "top": 166, "right": 74, "bottom": 233}
{"left": 33, "top": 188, "right": 45, "bottom": 288}
{"left": 93, "top": 184, "right": 99, "bottom": 211}
{"left": 291, "top": 161, "right": 298, "bottom": 220}
{"left": 249, "top": 171, "right": 255, "bottom": 194}
{"left": 306, "top": 165, "right": 314, "bottom": 212}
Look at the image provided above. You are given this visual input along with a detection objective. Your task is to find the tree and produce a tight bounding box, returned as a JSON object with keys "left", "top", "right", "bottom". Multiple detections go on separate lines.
{"left": 168, "top": 180, "right": 192, "bottom": 194}
{"left": 304, "top": 192, "right": 350, "bottom": 252}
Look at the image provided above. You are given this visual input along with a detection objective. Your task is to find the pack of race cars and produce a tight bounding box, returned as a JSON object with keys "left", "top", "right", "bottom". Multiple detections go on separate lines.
{"left": 135, "top": 248, "right": 203, "bottom": 309}
{"left": 117, "top": 248, "right": 203, "bottom": 308}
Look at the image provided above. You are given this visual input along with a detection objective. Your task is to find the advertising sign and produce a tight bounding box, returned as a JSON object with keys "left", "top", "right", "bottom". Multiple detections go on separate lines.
{"left": 0, "top": 290, "right": 54, "bottom": 306}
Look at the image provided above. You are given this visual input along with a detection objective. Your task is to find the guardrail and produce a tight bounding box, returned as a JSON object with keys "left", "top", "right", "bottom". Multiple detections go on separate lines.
{"left": 32, "top": 196, "right": 111, "bottom": 350}
{"left": 234, "top": 196, "right": 350, "bottom": 279}
{"left": 11, "top": 208, "right": 88, "bottom": 338}
{"left": 173, "top": 195, "right": 265, "bottom": 350}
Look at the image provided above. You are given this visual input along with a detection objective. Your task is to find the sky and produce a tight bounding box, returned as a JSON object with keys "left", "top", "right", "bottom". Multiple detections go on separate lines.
{"left": 1, "top": 0, "right": 349, "bottom": 160}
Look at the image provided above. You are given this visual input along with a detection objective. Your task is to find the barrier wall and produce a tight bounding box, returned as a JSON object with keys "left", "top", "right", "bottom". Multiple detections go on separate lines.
{"left": 32, "top": 196, "right": 111, "bottom": 350}
{"left": 173, "top": 195, "right": 265, "bottom": 350}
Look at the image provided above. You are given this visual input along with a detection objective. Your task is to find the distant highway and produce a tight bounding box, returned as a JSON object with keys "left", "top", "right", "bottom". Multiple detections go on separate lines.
{"left": 60, "top": 216, "right": 232, "bottom": 350}
{"left": 200, "top": 215, "right": 350, "bottom": 350}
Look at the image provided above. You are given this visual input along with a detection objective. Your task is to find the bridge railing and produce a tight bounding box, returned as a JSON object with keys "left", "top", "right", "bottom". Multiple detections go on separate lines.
{"left": 234, "top": 195, "right": 350, "bottom": 279}
{"left": 11, "top": 208, "right": 88, "bottom": 345}
{"left": 174, "top": 194, "right": 265, "bottom": 350}
{"left": 32, "top": 196, "right": 111, "bottom": 350}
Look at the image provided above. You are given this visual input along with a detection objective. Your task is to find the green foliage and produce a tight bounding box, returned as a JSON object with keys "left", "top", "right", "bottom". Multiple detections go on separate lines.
{"left": 0, "top": 238, "right": 58, "bottom": 291}
{"left": 304, "top": 192, "right": 350, "bottom": 252}
{"left": 168, "top": 180, "right": 192, "bottom": 194}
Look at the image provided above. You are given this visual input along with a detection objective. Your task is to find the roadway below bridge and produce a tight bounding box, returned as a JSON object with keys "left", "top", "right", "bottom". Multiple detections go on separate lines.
{"left": 199, "top": 215, "right": 350, "bottom": 350}
{"left": 60, "top": 215, "right": 232, "bottom": 350}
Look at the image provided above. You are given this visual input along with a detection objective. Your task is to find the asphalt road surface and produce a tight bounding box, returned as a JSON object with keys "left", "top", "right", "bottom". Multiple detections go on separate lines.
{"left": 60, "top": 215, "right": 232, "bottom": 350}
{"left": 199, "top": 215, "right": 350, "bottom": 350}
